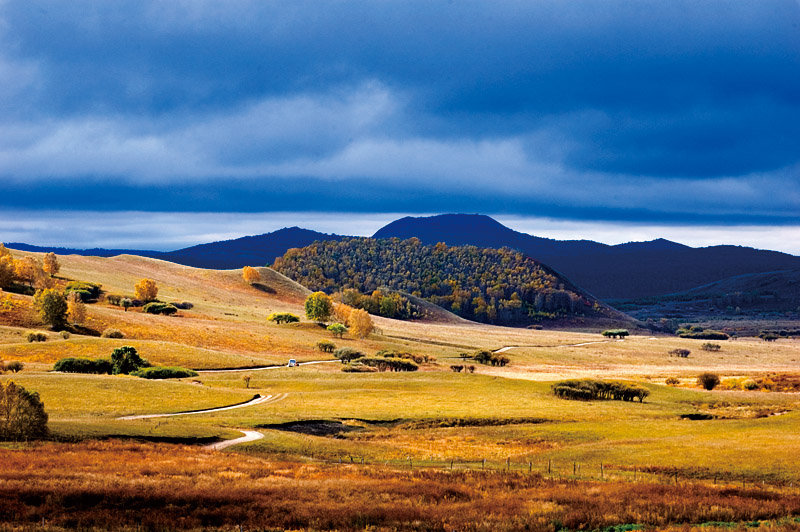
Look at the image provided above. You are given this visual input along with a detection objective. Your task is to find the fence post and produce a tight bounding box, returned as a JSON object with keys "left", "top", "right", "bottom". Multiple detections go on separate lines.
{"left": 529, "top": 461, "right": 532, "bottom": 474}
{"left": 482, "top": 458, "right": 486, "bottom": 470}
{"left": 573, "top": 461, "right": 576, "bottom": 476}
{"left": 450, "top": 460, "right": 453, "bottom": 470}
{"left": 600, "top": 463, "right": 604, "bottom": 479}
{"left": 548, "top": 459, "right": 552, "bottom": 475}
{"left": 507, "top": 457, "right": 511, "bottom": 471}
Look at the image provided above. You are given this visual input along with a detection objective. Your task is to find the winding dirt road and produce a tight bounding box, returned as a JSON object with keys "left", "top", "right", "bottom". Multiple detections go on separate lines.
{"left": 117, "top": 393, "right": 288, "bottom": 420}
{"left": 204, "top": 430, "right": 265, "bottom": 451}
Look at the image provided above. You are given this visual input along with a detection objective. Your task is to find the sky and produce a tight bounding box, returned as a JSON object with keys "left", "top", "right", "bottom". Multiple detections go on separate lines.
{"left": 1, "top": 1, "right": 799, "bottom": 252}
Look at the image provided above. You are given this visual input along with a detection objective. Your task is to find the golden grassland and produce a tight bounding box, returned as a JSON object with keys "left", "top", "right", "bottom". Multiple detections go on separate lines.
{"left": 2, "top": 250, "right": 800, "bottom": 530}
{"left": 2, "top": 440, "right": 800, "bottom": 532}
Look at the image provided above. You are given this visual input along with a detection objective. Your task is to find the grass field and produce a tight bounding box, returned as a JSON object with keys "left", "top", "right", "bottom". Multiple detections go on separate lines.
{"left": 1, "top": 250, "right": 800, "bottom": 531}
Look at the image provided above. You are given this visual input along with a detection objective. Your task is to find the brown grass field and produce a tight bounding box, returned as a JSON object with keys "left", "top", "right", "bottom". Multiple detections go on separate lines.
{"left": 2, "top": 249, "right": 800, "bottom": 531}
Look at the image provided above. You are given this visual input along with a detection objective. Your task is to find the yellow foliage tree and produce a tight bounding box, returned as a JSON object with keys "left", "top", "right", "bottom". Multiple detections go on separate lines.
{"left": 134, "top": 278, "right": 158, "bottom": 302}
{"left": 333, "top": 303, "right": 353, "bottom": 325}
{"left": 67, "top": 291, "right": 86, "bottom": 325}
{"left": 14, "top": 257, "right": 42, "bottom": 287}
{"left": 42, "top": 252, "right": 60, "bottom": 276}
{"left": 0, "top": 255, "right": 14, "bottom": 289}
{"left": 348, "top": 308, "right": 374, "bottom": 339}
{"left": 242, "top": 266, "right": 261, "bottom": 284}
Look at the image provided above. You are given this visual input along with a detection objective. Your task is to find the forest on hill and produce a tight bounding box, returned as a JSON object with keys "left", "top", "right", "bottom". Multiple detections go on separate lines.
{"left": 272, "top": 238, "right": 603, "bottom": 325}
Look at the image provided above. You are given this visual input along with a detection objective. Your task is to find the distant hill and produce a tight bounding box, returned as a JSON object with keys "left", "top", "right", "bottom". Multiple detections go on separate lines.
{"left": 272, "top": 237, "right": 632, "bottom": 327}
{"left": 373, "top": 214, "right": 800, "bottom": 299}
{"left": 5, "top": 242, "right": 165, "bottom": 259}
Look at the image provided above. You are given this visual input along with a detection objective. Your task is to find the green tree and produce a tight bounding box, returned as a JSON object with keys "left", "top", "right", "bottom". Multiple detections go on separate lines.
{"left": 305, "top": 291, "right": 333, "bottom": 323}
{"left": 111, "top": 346, "right": 149, "bottom": 375}
{"left": 34, "top": 289, "right": 67, "bottom": 330}
{"left": 0, "top": 381, "right": 48, "bottom": 440}
{"left": 327, "top": 323, "right": 347, "bottom": 338}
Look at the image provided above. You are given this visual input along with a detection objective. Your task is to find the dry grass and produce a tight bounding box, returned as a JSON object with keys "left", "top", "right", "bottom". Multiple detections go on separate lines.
{"left": 1, "top": 440, "right": 800, "bottom": 532}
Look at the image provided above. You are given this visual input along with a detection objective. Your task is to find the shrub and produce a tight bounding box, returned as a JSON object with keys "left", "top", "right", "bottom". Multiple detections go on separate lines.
{"left": 111, "top": 346, "right": 149, "bottom": 375}
{"left": 64, "top": 281, "right": 102, "bottom": 301}
{"left": 376, "top": 350, "right": 434, "bottom": 364}
{"left": 101, "top": 328, "right": 125, "bottom": 339}
{"left": 701, "top": 343, "right": 721, "bottom": 352}
{"left": 60, "top": 331, "right": 70, "bottom": 340}
{"left": 4, "top": 361, "right": 23, "bottom": 373}
{"left": 27, "top": 332, "right": 47, "bottom": 342}
{"left": 121, "top": 299, "right": 133, "bottom": 311}
{"left": 602, "top": 329, "right": 630, "bottom": 339}
{"left": 450, "top": 365, "right": 464, "bottom": 372}
{"left": 342, "top": 364, "right": 379, "bottom": 373}
{"left": 334, "top": 347, "right": 364, "bottom": 364}
{"left": 143, "top": 302, "right": 178, "bottom": 315}
{"left": 359, "top": 357, "right": 418, "bottom": 372}
{"left": 53, "top": 357, "right": 113, "bottom": 374}
{"left": 760, "top": 332, "right": 779, "bottom": 342}
{"left": 668, "top": 349, "right": 690, "bottom": 358}
{"left": 0, "top": 381, "right": 48, "bottom": 440}
{"left": 172, "top": 301, "right": 194, "bottom": 310}
{"left": 677, "top": 328, "right": 729, "bottom": 340}
{"left": 472, "top": 350, "right": 510, "bottom": 366}
{"left": 552, "top": 379, "right": 650, "bottom": 402}
{"left": 467, "top": 365, "right": 475, "bottom": 373}
{"left": 316, "top": 340, "right": 336, "bottom": 353}
{"left": 327, "top": 323, "right": 347, "bottom": 338}
{"left": 697, "top": 372, "right": 721, "bottom": 390}
{"left": 106, "top": 294, "right": 123, "bottom": 306}
{"left": 665, "top": 376, "right": 680, "bottom": 386}
{"left": 743, "top": 379, "right": 759, "bottom": 390}
{"left": 131, "top": 366, "right": 198, "bottom": 379}
{"left": 267, "top": 312, "right": 300, "bottom": 324}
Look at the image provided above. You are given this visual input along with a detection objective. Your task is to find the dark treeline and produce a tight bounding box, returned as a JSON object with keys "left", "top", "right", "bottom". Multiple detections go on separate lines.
{"left": 273, "top": 237, "right": 599, "bottom": 324}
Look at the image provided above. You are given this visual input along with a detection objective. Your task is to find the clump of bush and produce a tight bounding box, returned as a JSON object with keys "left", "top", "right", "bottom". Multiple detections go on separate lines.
{"left": 53, "top": 357, "right": 113, "bottom": 374}
{"left": 665, "top": 376, "right": 680, "bottom": 386}
{"left": 64, "top": 281, "right": 102, "bottom": 302}
{"left": 342, "top": 364, "right": 379, "bottom": 373}
{"left": 697, "top": 372, "right": 721, "bottom": 390}
{"left": 677, "top": 327, "right": 729, "bottom": 340}
{"left": 358, "top": 357, "right": 418, "bottom": 372}
{"left": 327, "top": 323, "right": 347, "bottom": 338}
{"left": 106, "top": 294, "right": 123, "bottom": 306}
{"left": 668, "top": 348, "right": 690, "bottom": 358}
{"left": 701, "top": 343, "right": 721, "bottom": 352}
{"left": 131, "top": 366, "right": 198, "bottom": 379}
{"left": 473, "top": 350, "right": 510, "bottom": 367}
{"left": 27, "top": 332, "right": 47, "bottom": 342}
{"left": 759, "top": 332, "right": 779, "bottom": 342}
{"left": 111, "top": 346, "right": 149, "bottom": 375}
{"left": 602, "top": 329, "right": 630, "bottom": 339}
{"left": 722, "top": 377, "right": 759, "bottom": 391}
{"left": 172, "top": 301, "right": 193, "bottom": 310}
{"left": 317, "top": 340, "right": 336, "bottom": 353}
{"left": 552, "top": 379, "right": 650, "bottom": 402}
{"left": 450, "top": 365, "right": 475, "bottom": 373}
{"left": 267, "top": 312, "right": 300, "bottom": 324}
{"left": 60, "top": 331, "right": 70, "bottom": 340}
{"left": 376, "top": 350, "right": 435, "bottom": 364}
{"left": 3, "top": 361, "right": 24, "bottom": 373}
{"left": 334, "top": 347, "right": 364, "bottom": 363}
{"left": 143, "top": 302, "right": 178, "bottom": 315}
{"left": 101, "top": 328, "right": 125, "bottom": 339}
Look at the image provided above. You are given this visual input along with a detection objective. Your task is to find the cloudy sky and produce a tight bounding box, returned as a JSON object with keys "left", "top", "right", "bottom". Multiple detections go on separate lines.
{"left": 1, "top": 1, "right": 799, "bottom": 251}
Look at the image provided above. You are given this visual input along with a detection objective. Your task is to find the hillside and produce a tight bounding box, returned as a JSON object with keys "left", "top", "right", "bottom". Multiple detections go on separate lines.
{"left": 373, "top": 214, "right": 800, "bottom": 299}
{"left": 272, "top": 237, "right": 630, "bottom": 327}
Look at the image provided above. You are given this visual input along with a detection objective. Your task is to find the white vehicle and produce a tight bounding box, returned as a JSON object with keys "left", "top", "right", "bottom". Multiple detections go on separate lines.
{"left": 287, "top": 359, "right": 297, "bottom": 367}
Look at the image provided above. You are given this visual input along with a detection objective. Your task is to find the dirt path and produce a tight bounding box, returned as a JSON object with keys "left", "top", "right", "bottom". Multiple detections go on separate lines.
{"left": 204, "top": 430, "right": 264, "bottom": 451}
{"left": 117, "top": 393, "right": 288, "bottom": 420}
{"left": 196, "top": 360, "right": 337, "bottom": 373}
{"left": 493, "top": 340, "right": 617, "bottom": 353}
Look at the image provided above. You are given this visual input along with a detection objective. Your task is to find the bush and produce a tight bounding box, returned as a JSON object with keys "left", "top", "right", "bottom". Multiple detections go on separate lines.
{"left": 65, "top": 281, "right": 102, "bottom": 301}
{"left": 665, "top": 376, "right": 680, "bottom": 386}
{"left": 60, "top": 331, "right": 70, "bottom": 340}
{"left": 697, "top": 372, "right": 721, "bottom": 390}
{"left": 743, "top": 379, "right": 759, "bottom": 390}
{"left": 4, "top": 361, "right": 23, "bottom": 373}
{"left": 701, "top": 343, "right": 721, "bottom": 352}
{"left": 267, "top": 312, "right": 300, "bottom": 324}
{"left": 602, "top": 329, "right": 630, "bottom": 339}
{"left": 552, "top": 379, "right": 650, "bottom": 402}
{"left": 27, "top": 332, "right": 47, "bottom": 342}
{"left": 342, "top": 364, "right": 379, "bottom": 373}
{"left": 327, "top": 323, "right": 347, "bottom": 338}
{"left": 131, "top": 366, "right": 198, "bottom": 379}
{"left": 472, "top": 350, "right": 510, "bottom": 366}
{"left": 334, "top": 347, "right": 364, "bottom": 364}
{"left": 0, "top": 381, "right": 48, "bottom": 440}
{"left": 172, "top": 301, "right": 194, "bottom": 310}
{"left": 677, "top": 328, "right": 729, "bottom": 340}
{"left": 111, "top": 346, "right": 149, "bottom": 375}
{"left": 106, "top": 294, "right": 123, "bottom": 306}
{"left": 376, "top": 350, "right": 434, "bottom": 364}
{"left": 143, "top": 302, "right": 178, "bottom": 315}
{"left": 316, "top": 340, "right": 336, "bottom": 353}
{"left": 53, "top": 357, "right": 113, "bottom": 374}
{"left": 668, "top": 348, "right": 690, "bottom": 358}
{"left": 101, "top": 328, "right": 125, "bottom": 339}
{"left": 450, "top": 365, "right": 464, "bottom": 372}
{"left": 760, "top": 332, "right": 779, "bottom": 342}
{"left": 359, "top": 357, "right": 418, "bottom": 372}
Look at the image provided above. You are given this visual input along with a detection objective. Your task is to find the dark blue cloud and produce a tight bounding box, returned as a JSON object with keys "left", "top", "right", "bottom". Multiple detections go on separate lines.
{"left": 0, "top": 0, "right": 798, "bottom": 218}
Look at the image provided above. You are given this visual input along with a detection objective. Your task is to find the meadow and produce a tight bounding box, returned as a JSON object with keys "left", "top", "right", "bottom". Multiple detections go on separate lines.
{"left": 1, "top": 250, "right": 800, "bottom": 531}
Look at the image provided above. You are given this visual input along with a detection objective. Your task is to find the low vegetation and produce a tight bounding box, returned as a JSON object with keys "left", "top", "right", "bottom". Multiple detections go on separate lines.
{"left": 602, "top": 329, "right": 629, "bottom": 339}
{"left": 552, "top": 379, "right": 650, "bottom": 402}
{"left": 53, "top": 357, "right": 113, "bottom": 374}
{"left": 697, "top": 372, "right": 721, "bottom": 390}
{"left": 130, "top": 366, "right": 198, "bottom": 379}
{"left": 143, "top": 302, "right": 178, "bottom": 315}
{"left": 473, "top": 349, "right": 510, "bottom": 366}
{"left": 677, "top": 326, "right": 729, "bottom": 340}
{"left": 267, "top": 312, "right": 300, "bottom": 324}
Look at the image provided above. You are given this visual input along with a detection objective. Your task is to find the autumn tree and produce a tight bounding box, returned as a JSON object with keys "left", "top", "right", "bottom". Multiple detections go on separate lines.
{"left": 348, "top": 308, "right": 374, "bottom": 339}
{"left": 305, "top": 291, "right": 332, "bottom": 323}
{"left": 333, "top": 303, "right": 353, "bottom": 325}
{"left": 14, "top": 257, "right": 42, "bottom": 287}
{"left": 42, "top": 252, "right": 60, "bottom": 276}
{"left": 0, "top": 381, "right": 48, "bottom": 440}
{"left": 242, "top": 266, "right": 261, "bottom": 284}
{"left": 67, "top": 291, "right": 86, "bottom": 325}
{"left": 134, "top": 278, "right": 158, "bottom": 302}
{"left": 34, "top": 289, "right": 67, "bottom": 330}
{"left": 0, "top": 246, "right": 13, "bottom": 289}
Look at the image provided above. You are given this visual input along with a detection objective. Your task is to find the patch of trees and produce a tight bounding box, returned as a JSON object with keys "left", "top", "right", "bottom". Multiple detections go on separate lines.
{"left": 668, "top": 348, "right": 691, "bottom": 358}
{"left": 602, "top": 329, "right": 629, "bottom": 339}
{"left": 54, "top": 346, "right": 150, "bottom": 375}
{"left": 334, "top": 347, "right": 364, "bottom": 363}
{"left": 472, "top": 350, "right": 510, "bottom": 367}
{"left": 273, "top": 238, "right": 596, "bottom": 325}
{"left": 759, "top": 332, "right": 779, "bottom": 342}
{"left": 54, "top": 357, "right": 113, "bottom": 374}
{"left": 337, "top": 288, "right": 420, "bottom": 320}
{"left": 677, "top": 327, "right": 729, "bottom": 340}
{"left": 143, "top": 302, "right": 178, "bottom": 315}
{"left": 356, "top": 357, "right": 418, "bottom": 372}
{"left": 0, "top": 381, "right": 48, "bottom": 440}
{"left": 316, "top": 340, "right": 336, "bottom": 353}
{"left": 64, "top": 281, "right": 102, "bottom": 302}
{"left": 552, "top": 379, "right": 650, "bottom": 402}
{"left": 131, "top": 366, "right": 198, "bottom": 379}
{"left": 267, "top": 312, "right": 300, "bottom": 324}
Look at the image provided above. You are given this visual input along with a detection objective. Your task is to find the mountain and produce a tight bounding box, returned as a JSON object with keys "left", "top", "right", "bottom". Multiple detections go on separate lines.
{"left": 5, "top": 242, "right": 165, "bottom": 259}
{"left": 272, "top": 237, "right": 634, "bottom": 327}
{"left": 159, "top": 227, "right": 345, "bottom": 269}
{"left": 372, "top": 214, "right": 800, "bottom": 299}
